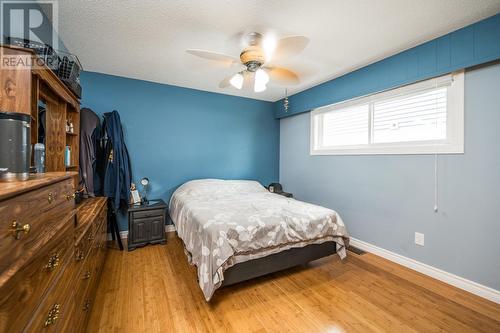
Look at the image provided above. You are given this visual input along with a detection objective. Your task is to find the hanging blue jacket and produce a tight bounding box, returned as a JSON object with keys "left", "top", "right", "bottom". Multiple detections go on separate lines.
{"left": 103, "top": 111, "right": 132, "bottom": 211}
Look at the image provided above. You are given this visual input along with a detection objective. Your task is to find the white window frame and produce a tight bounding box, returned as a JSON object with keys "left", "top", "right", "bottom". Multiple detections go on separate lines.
{"left": 310, "top": 71, "right": 465, "bottom": 155}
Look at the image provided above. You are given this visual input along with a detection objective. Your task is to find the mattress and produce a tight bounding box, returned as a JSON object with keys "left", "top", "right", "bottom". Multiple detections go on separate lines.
{"left": 169, "top": 179, "right": 349, "bottom": 301}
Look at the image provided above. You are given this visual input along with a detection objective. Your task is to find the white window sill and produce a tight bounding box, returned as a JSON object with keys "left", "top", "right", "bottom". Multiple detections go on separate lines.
{"left": 310, "top": 144, "right": 464, "bottom": 156}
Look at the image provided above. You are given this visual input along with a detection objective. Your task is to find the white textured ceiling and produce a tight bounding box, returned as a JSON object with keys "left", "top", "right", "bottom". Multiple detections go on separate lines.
{"left": 53, "top": 0, "right": 500, "bottom": 102}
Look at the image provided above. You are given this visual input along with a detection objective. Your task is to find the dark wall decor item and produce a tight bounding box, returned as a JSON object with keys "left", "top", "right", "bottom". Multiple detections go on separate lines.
{"left": 127, "top": 199, "right": 167, "bottom": 251}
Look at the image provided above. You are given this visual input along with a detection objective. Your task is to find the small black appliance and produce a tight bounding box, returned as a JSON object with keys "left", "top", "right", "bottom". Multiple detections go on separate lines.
{"left": 0, "top": 112, "right": 31, "bottom": 181}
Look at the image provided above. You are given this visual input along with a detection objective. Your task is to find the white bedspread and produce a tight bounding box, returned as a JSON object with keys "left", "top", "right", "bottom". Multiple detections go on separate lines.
{"left": 169, "top": 179, "right": 349, "bottom": 301}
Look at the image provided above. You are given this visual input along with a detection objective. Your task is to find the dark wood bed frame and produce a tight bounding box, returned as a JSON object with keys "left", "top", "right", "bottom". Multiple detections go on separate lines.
{"left": 220, "top": 241, "right": 338, "bottom": 287}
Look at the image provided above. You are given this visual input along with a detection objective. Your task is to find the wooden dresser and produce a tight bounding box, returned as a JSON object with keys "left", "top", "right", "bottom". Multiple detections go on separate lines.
{"left": 0, "top": 173, "right": 107, "bottom": 332}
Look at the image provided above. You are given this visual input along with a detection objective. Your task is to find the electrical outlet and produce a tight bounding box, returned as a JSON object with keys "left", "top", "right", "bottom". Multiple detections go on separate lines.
{"left": 415, "top": 232, "right": 425, "bottom": 246}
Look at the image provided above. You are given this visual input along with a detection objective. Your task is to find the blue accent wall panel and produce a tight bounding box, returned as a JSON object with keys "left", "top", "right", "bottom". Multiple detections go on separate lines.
{"left": 279, "top": 63, "right": 500, "bottom": 291}
{"left": 80, "top": 72, "right": 279, "bottom": 230}
{"left": 274, "top": 14, "right": 500, "bottom": 118}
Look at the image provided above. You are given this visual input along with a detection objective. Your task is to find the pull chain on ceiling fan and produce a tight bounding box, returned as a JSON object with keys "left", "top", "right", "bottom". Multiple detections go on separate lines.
{"left": 186, "top": 32, "right": 308, "bottom": 93}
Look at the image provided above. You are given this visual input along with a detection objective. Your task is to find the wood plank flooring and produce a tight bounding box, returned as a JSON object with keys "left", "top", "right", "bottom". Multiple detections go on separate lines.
{"left": 87, "top": 233, "right": 500, "bottom": 332}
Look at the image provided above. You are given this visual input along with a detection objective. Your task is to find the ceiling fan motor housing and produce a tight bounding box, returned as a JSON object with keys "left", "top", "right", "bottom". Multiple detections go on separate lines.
{"left": 240, "top": 46, "right": 265, "bottom": 72}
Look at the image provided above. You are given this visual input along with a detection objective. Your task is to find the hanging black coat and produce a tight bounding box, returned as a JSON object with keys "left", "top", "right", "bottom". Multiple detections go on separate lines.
{"left": 102, "top": 111, "right": 132, "bottom": 211}
{"left": 79, "top": 108, "right": 102, "bottom": 196}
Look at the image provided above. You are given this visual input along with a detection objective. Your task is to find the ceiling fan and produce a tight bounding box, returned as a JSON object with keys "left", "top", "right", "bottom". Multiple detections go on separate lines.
{"left": 186, "top": 32, "right": 309, "bottom": 93}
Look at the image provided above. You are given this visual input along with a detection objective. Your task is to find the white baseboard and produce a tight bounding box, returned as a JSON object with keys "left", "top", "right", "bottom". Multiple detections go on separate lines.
{"left": 349, "top": 237, "right": 500, "bottom": 304}
{"left": 108, "top": 225, "right": 176, "bottom": 240}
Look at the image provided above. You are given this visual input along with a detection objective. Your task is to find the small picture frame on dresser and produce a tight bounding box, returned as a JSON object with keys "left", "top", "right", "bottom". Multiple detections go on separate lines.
{"left": 127, "top": 199, "right": 167, "bottom": 251}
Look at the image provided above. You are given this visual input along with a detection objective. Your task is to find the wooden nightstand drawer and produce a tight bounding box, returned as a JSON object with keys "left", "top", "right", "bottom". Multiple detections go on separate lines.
{"left": 132, "top": 208, "right": 164, "bottom": 219}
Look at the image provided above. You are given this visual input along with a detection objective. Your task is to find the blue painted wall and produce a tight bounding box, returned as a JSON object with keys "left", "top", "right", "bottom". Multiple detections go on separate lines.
{"left": 274, "top": 13, "right": 500, "bottom": 118}
{"left": 80, "top": 72, "right": 279, "bottom": 230}
{"left": 280, "top": 63, "right": 500, "bottom": 290}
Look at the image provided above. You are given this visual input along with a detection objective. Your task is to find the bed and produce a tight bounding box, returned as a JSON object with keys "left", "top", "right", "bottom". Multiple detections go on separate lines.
{"left": 169, "top": 179, "right": 349, "bottom": 301}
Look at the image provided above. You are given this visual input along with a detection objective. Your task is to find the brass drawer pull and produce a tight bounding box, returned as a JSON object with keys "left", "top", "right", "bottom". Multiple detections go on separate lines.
{"left": 11, "top": 221, "right": 31, "bottom": 240}
{"left": 45, "top": 253, "right": 60, "bottom": 271}
{"left": 75, "top": 250, "right": 85, "bottom": 262}
{"left": 65, "top": 193, "right": 76, "bottom": 201}
{"left": 44, "top": 303, "right": 60, "bottom": 326}
{"left": 83, "top": 299, "right": 91, "bottom": 312}
{"left": 47, "top": 192, "right": 56, "bottom": 203}
{"left": 83, "top": 270, "right": 91, "bottom": 280}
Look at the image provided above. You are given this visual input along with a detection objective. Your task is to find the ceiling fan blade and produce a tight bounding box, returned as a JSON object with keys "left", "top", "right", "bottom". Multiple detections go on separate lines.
{"left": 272, "top": 36, "right": 309, "bottom": 61}
{"left": 186, "top": 49, "right": 240, "bottom": 66}
{"left": 264, "top": 66, "right": 300, "bottom": 85}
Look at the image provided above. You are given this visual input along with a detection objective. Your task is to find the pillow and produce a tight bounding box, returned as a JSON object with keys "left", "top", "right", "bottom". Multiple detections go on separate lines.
{"left": 175, "top": 179, "right": 266, "bottom": 197}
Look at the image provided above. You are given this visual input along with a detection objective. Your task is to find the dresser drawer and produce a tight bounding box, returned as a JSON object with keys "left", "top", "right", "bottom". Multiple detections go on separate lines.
{"left": 74, "top": 222, "right": 96, "bottom": 267}
{"left": 132, "top": 208, "right": 164, "bottom": 219}
{"left": 75, "top": 200, "right": 106, "bottom": 243}
{"left": 0, "top": 212, "right": 74, "bottom": 333}
{"left": 0, "top": 178, "right": 75, "bottom": 275}
{"left": 74, "top": 257, "right": 93, "bottom": 313}
{"left": 95, "top": 216, "right": 108, "bottom": 277}
{"left": 23, "top": 252, "right": 76, "bottom": 333}
{"left": 74, "top": 242, "right": 102, "bottom": 332}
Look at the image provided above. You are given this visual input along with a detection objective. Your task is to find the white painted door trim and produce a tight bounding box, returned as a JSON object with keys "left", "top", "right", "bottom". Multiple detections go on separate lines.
{"left": 350, "top": 237, "right": 500, "bottom": 304}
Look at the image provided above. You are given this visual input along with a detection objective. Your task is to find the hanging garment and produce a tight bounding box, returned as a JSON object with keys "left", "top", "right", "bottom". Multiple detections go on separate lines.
{"left": 38, "top": 106, "right": 46, "bottom": 144}
{"left": 79, "top": 108, "right": 102, "bottom": 196}
{"left": 103, "top": 110, "right": 132, "bottom": 211}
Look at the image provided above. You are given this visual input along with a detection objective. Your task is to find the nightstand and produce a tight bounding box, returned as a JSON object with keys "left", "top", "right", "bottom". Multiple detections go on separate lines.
{"left": 127, "top": 199, "right": 167, "bottom": 251}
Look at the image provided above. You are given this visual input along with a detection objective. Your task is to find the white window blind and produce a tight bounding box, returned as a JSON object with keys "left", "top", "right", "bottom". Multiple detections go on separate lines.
{"left": 321, "top": 104, "right": 369, "bottom": 146}
{"left": 310, "top": 71, "right": 464, "bottom": 155}
{"left": 372, "top": 87, "right": 447, "bottom": 144}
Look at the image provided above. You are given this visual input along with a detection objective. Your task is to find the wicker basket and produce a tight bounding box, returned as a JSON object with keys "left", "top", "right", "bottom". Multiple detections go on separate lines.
{"left": 6, "top": 37, "right": 60, "bottom": 70}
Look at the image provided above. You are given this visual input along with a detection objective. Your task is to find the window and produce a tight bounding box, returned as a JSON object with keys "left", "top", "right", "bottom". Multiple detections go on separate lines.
{"left": 311, "top": 71, "right": 464, "bottom": 155}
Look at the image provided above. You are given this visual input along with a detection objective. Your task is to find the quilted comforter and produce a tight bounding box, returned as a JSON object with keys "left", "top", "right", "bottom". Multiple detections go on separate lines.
{"left": 169, "top": 179, "right": 349, "bottom": 301}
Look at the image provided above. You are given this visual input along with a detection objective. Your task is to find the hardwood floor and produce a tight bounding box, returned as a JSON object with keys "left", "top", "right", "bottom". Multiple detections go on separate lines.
{"left": 87, "top": 233, "right": 500, "bottom": 332}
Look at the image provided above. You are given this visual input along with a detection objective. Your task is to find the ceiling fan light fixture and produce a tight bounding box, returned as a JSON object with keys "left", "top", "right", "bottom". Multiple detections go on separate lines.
{"left": 254, "top": 68, "right": 269, "bottom": 92}
{"left": 229, "top": 72, "right": 244, "bottom": 89}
